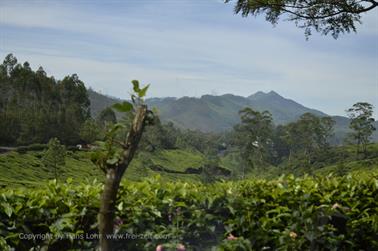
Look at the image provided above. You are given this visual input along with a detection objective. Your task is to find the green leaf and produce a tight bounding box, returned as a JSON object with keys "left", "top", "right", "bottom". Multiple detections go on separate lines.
{"left": 117, "top": 202, "right": 124, "bottom": 211}
{"left": 2, "top": 203, "right": 12, "bottom": 218}
{"left": 108, "top": 123, "right": 125, "bottom": 134}
{"left": 138, "top": 84, "right": 150, "bottom": 98}
{"left": 112, "top": 101, "right": 133, "bottom": 112}
{"left": 66, "top": 177, "right": 73, "bottom": 184}
{"left": 152, "top": 210, "right": 161, "bottom": 218}
{"left": 132, "top": 80, "right": 140, "bottom": 93}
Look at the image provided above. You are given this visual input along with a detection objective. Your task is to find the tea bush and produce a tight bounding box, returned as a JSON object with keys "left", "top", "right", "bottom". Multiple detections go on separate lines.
{"left": 0, "top": 175, "right": 377, "bottom": 250}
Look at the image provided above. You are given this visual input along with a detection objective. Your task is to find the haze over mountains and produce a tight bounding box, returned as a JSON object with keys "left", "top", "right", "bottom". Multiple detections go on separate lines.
{"left": 88, "top": 89, "right": 378, "bottom": 144}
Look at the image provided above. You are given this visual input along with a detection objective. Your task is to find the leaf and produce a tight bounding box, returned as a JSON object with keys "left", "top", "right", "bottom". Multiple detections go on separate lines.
{"left": 112, "top": 101, "right": 133, "bottom": 112}
{"left": 227, "top": 205, "right": 235, "bottom": 215}
{"left": 66, "top": 177, "right": 73, "bottom": 184}
{"left": 138, "top": 84, "right": 150, "bottom": 98}
{"left": 131, "top": 80, "right": 140, "bottom": 92}
{"left": 152, "top": 210, "right": 162, "bottom": 218}
{"left": 117, "top": 202, "right": 124, "bottom": 211}
{"left": 107, "top": 123, "right": 126, "bottom": 138}
{"left": 2, "top": 203, "right": 12, "bottom": 218}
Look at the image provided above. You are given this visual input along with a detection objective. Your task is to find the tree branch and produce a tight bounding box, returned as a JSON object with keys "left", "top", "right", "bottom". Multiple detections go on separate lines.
{"left": 98, "top": 105, "right": 148, "bottom": 251}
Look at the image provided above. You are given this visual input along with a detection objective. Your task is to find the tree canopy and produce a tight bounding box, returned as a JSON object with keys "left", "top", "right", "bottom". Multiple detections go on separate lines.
{"left": 234, "top": 108, "right": 274, "bottom": 169}
{"left": 225, "top": 0, "right": 378, "bottom": 38}
{"left": 0, "top": 54, "right": 90, "bottom": 146}
{"left": 42, "top": 138, "right": 66, "bottom": 180}
{"left": 347, "top": 102, "right": 376, "bottom": 155}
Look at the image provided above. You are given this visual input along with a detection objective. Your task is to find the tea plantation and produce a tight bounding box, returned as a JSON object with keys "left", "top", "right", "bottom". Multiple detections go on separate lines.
{"left": 1, "top": 174, "right": 377, "bottom": 250}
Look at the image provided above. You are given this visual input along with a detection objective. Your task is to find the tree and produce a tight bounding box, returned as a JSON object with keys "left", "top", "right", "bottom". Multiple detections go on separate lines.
{"left": 201, "top": 155, "right": 220, "bottom": 183}
{"left": 97, "top": 107, "right": 117, "bottom": 127}
{"left": 91, "top": 80, "right": 153, "bottom": 250}
{"left": 80, "top": 119, "right": 101, "bottom": 144}
{"left": 42, "top": 138, "right": 66, "bottom": 180}
{"left": 283, "top": 113, "right": 335, "bottom": 165}
{"left": 234, "top": 108, "right": 274, "bottom": 173}
{"left": 3, "top": 53, "right": 17, "bottom": 76}
{"left": 0, "top": 54, "right": 91, "bottom": 146}
{"left": 271, "top": 125, "right": 291, "bottom": 164}
{"left": 346, "top": 102, "right": 376, "bottom": 156}
{"left": 225, "top": 0, "right": 378, "bottom": 38}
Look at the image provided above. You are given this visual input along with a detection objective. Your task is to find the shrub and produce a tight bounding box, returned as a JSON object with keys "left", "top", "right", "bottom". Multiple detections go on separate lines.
{"left": 0, "top": 175, "right": 377, "bottom": 250}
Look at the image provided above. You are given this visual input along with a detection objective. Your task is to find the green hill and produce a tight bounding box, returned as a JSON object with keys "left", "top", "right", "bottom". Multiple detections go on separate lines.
{"left": 88, "top": 89, "right": 378, "bottom": 143}
{"left": 0, "top": 149, "right": 211, "bottom": 187}
{"left": 2, "top": 143, "right": 378, "bottom": 187}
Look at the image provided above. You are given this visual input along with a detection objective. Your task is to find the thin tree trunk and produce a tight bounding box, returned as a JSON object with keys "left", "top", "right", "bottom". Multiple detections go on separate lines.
{"left": 99, "top": 105, "right": 148, "bottom": 251}
{"left": 98, "top": 168, "right": 120, "bottom": 251}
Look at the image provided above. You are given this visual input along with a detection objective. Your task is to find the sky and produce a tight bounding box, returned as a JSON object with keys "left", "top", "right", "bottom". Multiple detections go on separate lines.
{"left": 0, "top": 0, "right": 377, "bottom": 117}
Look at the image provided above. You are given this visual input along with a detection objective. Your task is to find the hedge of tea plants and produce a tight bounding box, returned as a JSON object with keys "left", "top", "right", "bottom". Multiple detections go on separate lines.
{"left": 1, "top": 175, "right": 377, "bottom": 250}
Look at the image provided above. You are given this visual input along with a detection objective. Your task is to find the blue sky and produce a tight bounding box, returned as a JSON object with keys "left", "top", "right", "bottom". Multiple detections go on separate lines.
{"left": 0, "top": 0, "right": 377, "bottom": 117}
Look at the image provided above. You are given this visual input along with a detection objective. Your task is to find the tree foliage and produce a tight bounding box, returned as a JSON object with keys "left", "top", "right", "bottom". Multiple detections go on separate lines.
{"left": 279, "top": 113, "right": 335, "bottom": 167}
{"left": 225, "top": 0, "right": 378, "bottom": 38}
{"left": 230, "top": 110, "right": 335, "bottom": 173}
{"left": 42, "top": 138, "right": 66, "bottom": 180}
{"left": 347, "top": 102, "right": 376, "bottom": 155}
{"left": 234, "top": 108, "right": 274, "bottom": 171}
{"left": 0, "top": 54, "right": 90, "bottom": 146}
{"left": 97, "top": 107, "right": 117, "bottom": 128}
{"left": 79, "top": 119, "right": 102, "bottom": 144}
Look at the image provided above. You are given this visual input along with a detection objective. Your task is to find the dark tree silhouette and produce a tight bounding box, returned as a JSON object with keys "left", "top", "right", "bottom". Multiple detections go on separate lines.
{"left": 226, "top": 0, "right": 378, "bottom": 38}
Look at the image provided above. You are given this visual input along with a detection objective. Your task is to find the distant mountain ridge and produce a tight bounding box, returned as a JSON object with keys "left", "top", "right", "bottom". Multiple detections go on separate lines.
{"left": 88, "top": 89, "right": 378, "bottom": 143}
{"left": 144, "top": 91, "right": 327, "bottom": 132}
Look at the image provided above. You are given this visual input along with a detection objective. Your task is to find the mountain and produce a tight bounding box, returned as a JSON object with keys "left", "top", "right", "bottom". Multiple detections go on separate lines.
{"left": 247, "top": 91, "right": 326, "bottom": 124}
{"left": 88, "top": 89, "right": 378, "bottom": 142}
{"left": 88, "top": 88, "right": 121, "bottom": 117}
{"left": 143, "top": 91, "right": 328, "bottom": 132}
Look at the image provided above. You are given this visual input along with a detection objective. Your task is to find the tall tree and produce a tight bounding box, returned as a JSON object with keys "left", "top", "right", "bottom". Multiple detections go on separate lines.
{"left": 271, "top": 125, "right": 291, "bottom": 164}
{"left": 97, "top": 107, "right": 117, "bottom": 127}
{"left": 346, "top": 102, "right": 376, "bottom": 156}
{"left": 225, "top": 0, "right": 378, "bottom": 38}
{"left": 42, "top": 138, "right": 66, "bottom": 180}
{"left": 283, "top": 113, "right": 335, "bottom": 165}
{"left": 234, "top": 108, "right": 274, "bottom": 173}
{"left": 91, "top": 80, "right": 153, "bottom": 251}
{"left": 2, "top": 53, "right": 17, "bottom": 76}
{"left": 80, "top": 119, "right": 101, "bottom": 144}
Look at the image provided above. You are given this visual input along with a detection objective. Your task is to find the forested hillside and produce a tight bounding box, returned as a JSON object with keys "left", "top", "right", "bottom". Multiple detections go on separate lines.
{"left": 0, "top": 54, "right": 90, "bottom": 146}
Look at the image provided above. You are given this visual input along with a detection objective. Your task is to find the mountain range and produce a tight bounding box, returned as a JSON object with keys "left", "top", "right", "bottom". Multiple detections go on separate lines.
{"left": 88, "top": 89, "right": 378, "bottom": 144}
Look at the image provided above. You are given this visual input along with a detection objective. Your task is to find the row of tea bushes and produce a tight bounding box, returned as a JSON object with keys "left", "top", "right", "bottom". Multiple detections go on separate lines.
{"left": 1, "top": 174, "right": 377, "bottom": 250}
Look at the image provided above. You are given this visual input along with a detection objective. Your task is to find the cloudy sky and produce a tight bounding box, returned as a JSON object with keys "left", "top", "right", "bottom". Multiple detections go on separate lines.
{"left": 0, "top": 0, "right": 377, "bottom": 117}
